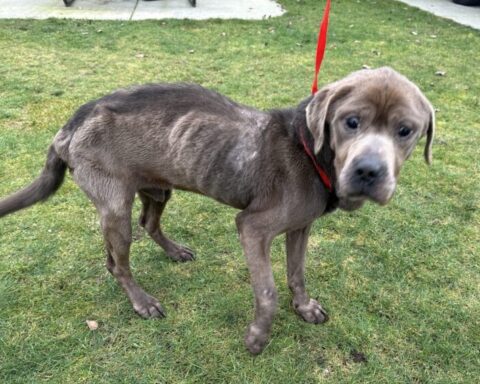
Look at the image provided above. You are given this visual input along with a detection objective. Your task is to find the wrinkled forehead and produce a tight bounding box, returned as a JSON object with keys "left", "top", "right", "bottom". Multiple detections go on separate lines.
{"left": 334, "top": 76, "right": 428, "bottom": 125}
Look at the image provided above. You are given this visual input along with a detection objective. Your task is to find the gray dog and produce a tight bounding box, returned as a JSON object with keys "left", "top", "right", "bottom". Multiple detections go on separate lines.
{"left": 0, "top": 67, "right": 434, "bottom": 354}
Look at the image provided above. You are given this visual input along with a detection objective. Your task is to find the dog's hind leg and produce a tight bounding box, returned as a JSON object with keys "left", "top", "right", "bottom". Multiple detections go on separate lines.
{"left": 138, "top": 189, "right": 195, "bottom": 262}
{"left": 74, "top": 170, "right": 165, "bottom": 319}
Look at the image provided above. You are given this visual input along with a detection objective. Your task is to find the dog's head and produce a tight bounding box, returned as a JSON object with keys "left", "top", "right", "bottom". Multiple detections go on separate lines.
{"left": 306, "top": 67, "right": 435, "bottom": 211}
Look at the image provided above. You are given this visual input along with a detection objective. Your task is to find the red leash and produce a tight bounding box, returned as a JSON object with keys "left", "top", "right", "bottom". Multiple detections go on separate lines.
{"left": 299, "top": 0, "right": 333, "bottom": 192}
{"left": 311, "top": 0, "right": 331, "bottom": 95}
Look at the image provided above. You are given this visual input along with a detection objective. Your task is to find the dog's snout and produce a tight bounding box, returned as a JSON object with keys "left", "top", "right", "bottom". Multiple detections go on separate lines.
{"left": 352, "top": 157, "right": 386, "bottom": 185}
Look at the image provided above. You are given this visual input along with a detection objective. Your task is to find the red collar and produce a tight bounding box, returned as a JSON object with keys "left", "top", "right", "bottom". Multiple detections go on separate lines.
{"left": 298, "top": 126, "right": 333, "bottom": 192}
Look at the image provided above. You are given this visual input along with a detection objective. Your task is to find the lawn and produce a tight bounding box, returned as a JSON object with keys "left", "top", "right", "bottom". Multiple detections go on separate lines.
{"left": 0, "top": 0, "right": 479, "bottom": 382}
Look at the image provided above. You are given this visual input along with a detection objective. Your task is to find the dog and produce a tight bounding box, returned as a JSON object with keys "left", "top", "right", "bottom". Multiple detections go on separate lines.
{"left": 0, "top": 67, "right": 434, "bottom": 354}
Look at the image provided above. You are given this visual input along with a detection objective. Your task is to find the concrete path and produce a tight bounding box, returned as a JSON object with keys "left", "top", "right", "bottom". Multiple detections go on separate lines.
{"left": 0, "top": 0, "right": 478, "bottom": 29}
{"left": 0, "top": 0, "right": 285, "bottom": 21}
{"left": 396, "top": 0, "right": 480, "bottom": 30}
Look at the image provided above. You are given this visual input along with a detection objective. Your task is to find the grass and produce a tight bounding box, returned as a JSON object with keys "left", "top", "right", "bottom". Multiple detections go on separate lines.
{"left": 0, "top": 0, "right": 479, "bottom": 382}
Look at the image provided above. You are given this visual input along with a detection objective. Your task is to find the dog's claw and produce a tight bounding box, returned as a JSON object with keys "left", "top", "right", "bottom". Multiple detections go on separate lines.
{"left": 294, "top": 298, "right": 328, "bottom": 324}
{"left": 133, "top": 294, "right": 166, "bottom": 319}
{"left": 168, "top": 246, "right": 195, "bottom": 262}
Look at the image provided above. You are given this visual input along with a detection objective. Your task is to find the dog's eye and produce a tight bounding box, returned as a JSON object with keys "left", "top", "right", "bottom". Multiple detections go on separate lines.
{"left": 346, "top": 116, "right": 360, "bottom": 130}
{"left": 398, "top": 126, "right": 412, "bottom": 138}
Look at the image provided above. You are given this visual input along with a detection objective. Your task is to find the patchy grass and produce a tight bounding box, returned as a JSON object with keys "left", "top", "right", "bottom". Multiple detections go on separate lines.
{"left": 0, "top": 0, "right": 479, "bottom": 382}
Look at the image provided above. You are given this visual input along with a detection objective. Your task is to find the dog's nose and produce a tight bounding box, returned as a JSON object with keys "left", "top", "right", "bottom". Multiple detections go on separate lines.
{"left": 352, "top": 157, "right": 386, "bottom": 185}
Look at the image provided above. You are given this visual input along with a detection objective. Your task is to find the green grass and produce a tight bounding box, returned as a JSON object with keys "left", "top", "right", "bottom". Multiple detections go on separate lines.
{"left": 0, "top": 0, "right": 479, "bottom": 382}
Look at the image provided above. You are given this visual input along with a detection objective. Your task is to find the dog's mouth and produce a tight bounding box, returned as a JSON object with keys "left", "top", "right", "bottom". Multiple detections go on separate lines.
{"left": 338, "top": 186, "right": 394, "bottom": 208}
{"left": 337, "top": 181, "right": 396, "bottom": 210}
{"left": 337, "top": 187, "right": 395, "bottom": 211}
{"left": 336, "top": 163, "right": 397, "bottom": 211}
{"left": 337, "top": 194, "right": 367, "bottom": 211}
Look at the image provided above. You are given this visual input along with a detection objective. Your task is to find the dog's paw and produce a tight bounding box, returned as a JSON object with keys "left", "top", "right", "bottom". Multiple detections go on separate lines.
{"left": 167, "top": 245, "right": 196, "bottom": 262}
{"left": 132, "top": 293, "right": 166, "bottom": 319}
{"left": 294, "top": 298, "right": 329, "bottom": 324}
{"left": 244, "top": 323, "right": 269, "bottom": 355}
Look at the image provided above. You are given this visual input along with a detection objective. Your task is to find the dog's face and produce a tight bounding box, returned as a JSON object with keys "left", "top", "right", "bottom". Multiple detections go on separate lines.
{"left": 306, "top": 67, "right": 435, "bottom": 211}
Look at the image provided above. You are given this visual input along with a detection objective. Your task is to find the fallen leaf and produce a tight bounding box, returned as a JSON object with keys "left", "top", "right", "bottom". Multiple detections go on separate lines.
{"left": 135, "top": 53, "right": 145, "bottom": 59}
{"left": 86, "top": 320, "right": 98, "bottom": 331}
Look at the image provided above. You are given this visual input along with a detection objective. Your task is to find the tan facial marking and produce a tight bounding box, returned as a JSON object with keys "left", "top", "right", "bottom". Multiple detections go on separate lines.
{"left": 337, "top": 134, "right": 396, "bottom": 205}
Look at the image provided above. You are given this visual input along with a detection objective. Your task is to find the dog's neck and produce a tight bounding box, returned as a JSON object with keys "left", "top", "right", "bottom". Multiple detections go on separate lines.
{"left": 289, "top": 97, "right": 339, "bottom": 213}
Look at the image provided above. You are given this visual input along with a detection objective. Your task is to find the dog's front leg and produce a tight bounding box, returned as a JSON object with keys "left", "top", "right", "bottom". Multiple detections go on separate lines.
{"left": 236, "top": 211, "right": 278, "bottom": 355}
{"left": 286, "top": 225, "right": 329, "bottom": 324}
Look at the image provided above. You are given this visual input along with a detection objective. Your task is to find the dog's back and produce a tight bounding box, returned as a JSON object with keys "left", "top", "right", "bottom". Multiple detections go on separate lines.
{"left": 53, "top": 84, "right": 273, "bottom": 209}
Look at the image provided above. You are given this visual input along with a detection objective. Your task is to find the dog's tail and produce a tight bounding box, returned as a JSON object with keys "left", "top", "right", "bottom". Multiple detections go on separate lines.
{"left": 0, "top": 145, "right": 67, "bottom": 218}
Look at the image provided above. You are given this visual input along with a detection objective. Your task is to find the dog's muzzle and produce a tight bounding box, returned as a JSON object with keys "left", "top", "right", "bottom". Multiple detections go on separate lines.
{"left": 337, "top": 134, "right": 397, "bottom": 208}
{"left": 339, "top": 155, "right": 395, "bottom": 207}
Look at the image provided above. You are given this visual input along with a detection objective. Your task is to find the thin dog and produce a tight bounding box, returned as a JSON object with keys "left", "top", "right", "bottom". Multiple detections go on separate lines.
{"left": 0, "top": 67, "right": 434, "bottom": 354}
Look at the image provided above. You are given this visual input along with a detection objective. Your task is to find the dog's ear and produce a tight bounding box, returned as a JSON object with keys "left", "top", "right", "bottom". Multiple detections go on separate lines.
{"left": 306, "top": 83, "right": 352, "bottom": 154}
{"left": 424, "top": 103, "right": 435, "bottom": 165}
